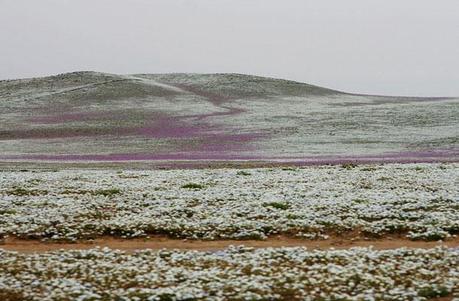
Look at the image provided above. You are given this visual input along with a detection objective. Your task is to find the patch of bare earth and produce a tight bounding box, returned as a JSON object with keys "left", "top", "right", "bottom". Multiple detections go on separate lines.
{"left": 2, "top": 235, "right": 458, "bottom": 253}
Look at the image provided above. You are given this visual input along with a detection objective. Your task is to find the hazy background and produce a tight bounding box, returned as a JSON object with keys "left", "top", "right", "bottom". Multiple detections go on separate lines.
{"left": 1, "top": 0, "right": 458, "bottom": 96}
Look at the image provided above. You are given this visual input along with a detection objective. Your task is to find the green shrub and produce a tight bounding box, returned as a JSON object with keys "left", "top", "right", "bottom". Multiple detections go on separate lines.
{"left": 341, "top": 163, "right": 358, "bottom": 169}
{"left": 6, "top": 187, "right": 48, "bottom": 196}
{"left": 61, "top": 188, "right": 120, "bottom": 197}
{"left": 264, "top": 202, "right": 289, "bottom": 210}
{"left": 92, "top": 189, "right": 121, "bottom": 197}
{"left": 360, "top": 166, "right": 377, "bottom": 171}
{"left": 418, "top": 286, "right": 449, "bottom": 298}
{"left": 181, "top": 183, "right": 205, "bottom": 189}
{"left": 352, "top": 199, "right": 368, "bottom": 204}
{"left": 236, "top": 170, "right": 251, "bottom": 176}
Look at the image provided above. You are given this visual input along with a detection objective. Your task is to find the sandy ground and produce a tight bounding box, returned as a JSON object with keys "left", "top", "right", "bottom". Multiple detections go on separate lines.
{"left": 2, "top": 235, "right": 458, "bottom": 253}
{"left": 1, "top": 156, "right": 458, "bottom": 171}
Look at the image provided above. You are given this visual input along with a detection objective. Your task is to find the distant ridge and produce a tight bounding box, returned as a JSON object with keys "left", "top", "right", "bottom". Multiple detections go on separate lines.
{"left": 0, "top": 71, "right": 457, "bottom": 165}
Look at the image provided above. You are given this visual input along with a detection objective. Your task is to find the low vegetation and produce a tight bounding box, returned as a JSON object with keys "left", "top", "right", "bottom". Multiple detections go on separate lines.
{"left": 0, "top": 163, "right": 457, "bottom": 241}
{"left": 6, "top": 187, "right": 48, "bottom": 196}
{"left": 0, "top": 246, "right": 457, "bottom": 300}
{"left": 181, "top": 183, "right": 205, "bottom": 189}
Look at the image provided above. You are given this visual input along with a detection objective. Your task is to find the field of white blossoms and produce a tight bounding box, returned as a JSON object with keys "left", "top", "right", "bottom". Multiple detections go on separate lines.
{"left": 1, "top": 246, "right": 458, "bottom": 300}
{"left": 2, "top": 69, "right": 458, "bottom": 300}
{"left": 1, "top": 162, "right": 458, "bottom": 300}
{"left": 0, "top": 163, "right": 458, "bottom": 241}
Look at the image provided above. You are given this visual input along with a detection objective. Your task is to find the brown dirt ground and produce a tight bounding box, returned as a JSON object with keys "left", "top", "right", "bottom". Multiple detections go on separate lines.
{"left": 1, "top": 157, "right": 458, "bottom": 171}
{"left": 1, "top": 235, "right": 458, "bottom": 253}
{"left": 1, "top": 237, "right": 457, "bottom": 301}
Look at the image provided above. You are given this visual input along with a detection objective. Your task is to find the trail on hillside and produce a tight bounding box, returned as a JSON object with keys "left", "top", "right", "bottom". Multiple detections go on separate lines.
{"left": 20, "top": 78, "right": 129, "bottom": 102}
{"left": 2, "top": 72, "right": 458, "bottom": 163}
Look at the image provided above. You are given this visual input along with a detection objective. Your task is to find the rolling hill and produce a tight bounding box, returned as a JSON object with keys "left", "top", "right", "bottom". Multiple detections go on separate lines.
{"left": 0, "top": 71, "right": 458, "bottom": 166}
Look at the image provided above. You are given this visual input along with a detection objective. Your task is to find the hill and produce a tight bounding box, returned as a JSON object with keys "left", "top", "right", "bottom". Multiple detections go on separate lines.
{"left": 0, "top": 71, "right": 457, "bottom": 165}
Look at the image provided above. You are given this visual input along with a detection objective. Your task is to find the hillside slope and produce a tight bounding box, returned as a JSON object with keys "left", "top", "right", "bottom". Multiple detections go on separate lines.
{"left": 0, "top": 71, "right": 457, "bottom": 164}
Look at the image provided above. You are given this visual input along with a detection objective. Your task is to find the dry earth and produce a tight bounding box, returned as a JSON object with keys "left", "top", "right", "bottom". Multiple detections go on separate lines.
{"left": 2, "top": 235, "right": 459, "bottom": 253}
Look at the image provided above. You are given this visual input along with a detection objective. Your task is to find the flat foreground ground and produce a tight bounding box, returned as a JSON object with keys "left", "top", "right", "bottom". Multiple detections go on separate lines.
{"left": 1, "top": 163, "right": 457, "bottom": 242}
{"left": 0, "top": 163, "right": 458, "bottom": 300}
{"left": 1, "top": 246, "right": 458, "bottom": 300}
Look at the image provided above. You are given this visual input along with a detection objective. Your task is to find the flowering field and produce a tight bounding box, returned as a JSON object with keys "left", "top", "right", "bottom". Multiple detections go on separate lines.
{"left": 1, "top": 246, "right": 458, "bottom": 300}
{"left": 0, "top": 163, "right": 458, "bottom": 299}
{"left": 1, "top": 72, "right": 458, "bottom": 164}
{"left": 0, "top": 163, "right": 457, "bottom": 242}
{"left": 1, "top": 73, "right": 458, "bottom": 300}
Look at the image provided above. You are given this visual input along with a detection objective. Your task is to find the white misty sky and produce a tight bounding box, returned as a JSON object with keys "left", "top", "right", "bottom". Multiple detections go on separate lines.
{"left": 1, "top": 0, "right": 458, "bottom": 96}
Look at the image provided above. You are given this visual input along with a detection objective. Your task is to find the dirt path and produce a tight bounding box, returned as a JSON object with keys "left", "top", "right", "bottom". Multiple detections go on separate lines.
{"left": 22, "top": 78, "right": 129, "bottom": 102}
{"left": 2, "top": 236, "right": 458, "bottom": 253}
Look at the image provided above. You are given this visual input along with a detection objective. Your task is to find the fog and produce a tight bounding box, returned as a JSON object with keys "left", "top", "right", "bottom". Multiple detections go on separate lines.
{"left": 1, "top": 0, "right": 458, "bottom": 96}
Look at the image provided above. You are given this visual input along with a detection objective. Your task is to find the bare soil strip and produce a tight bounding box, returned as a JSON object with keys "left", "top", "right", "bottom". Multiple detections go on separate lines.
{"left": 2, "top": 236, "right": 458, "bottom": 253}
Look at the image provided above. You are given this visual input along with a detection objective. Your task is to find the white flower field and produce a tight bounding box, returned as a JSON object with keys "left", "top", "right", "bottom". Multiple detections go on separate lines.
{"left": 1, "top": 246, "right": 458, "bottom": 300}
{"left": 0, "top": 163, "right": 457, "bottom": 241}
{"left": 0, "top": 163, "right": 458, "bottom": 300}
